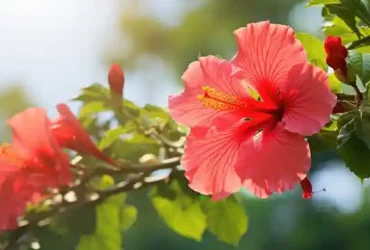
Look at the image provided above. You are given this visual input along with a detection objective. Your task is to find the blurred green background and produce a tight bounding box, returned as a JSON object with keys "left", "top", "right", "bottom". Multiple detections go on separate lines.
{"left": 1, "top": 0, "right": 370, "bottom": 249}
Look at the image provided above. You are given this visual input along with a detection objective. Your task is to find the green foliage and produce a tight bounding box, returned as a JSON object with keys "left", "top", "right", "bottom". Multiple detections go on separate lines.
{"left": 73, "top": 83, "right": 140, "bottom": 120}
{"left": 347, "top": 51, "right": 370, "bottom": 86}
{"left": 37, "top": 203, "right": 97, "bottom": 250}
{"left": 339, "top": 0, "right": 370, "bottom": 27}
{"left": 120, "top": 205, "right": 138, "bottom": 231}
{"left": 326, "top": 4, "right": 360, "bottom": 37}
{"left": 73, "top": 83, "right": 110, "bottom": 103}
{"left": 73, "top": 83, "right": 185, "bottom": 163}
{"left": 99, "top": 123, "right": 137, "bottom": 150}
{"left": 296, "top": 33, "right": 328, "bottom": 71}
{"left": 336, "top": 89, "right": 370, "bottom": 179}
{"left": 329, "top": 73, "right": 343, "bottom": 93}
{"left": 308, "top": 129, "right": 338, "bottom": 152}
{"left": 111, "top": 132, "right": 159, "bottom": 162}
{"left": 150, "top": 181, "right": 207, "bottom": 241}
{"left": 77, "top": 177, "right": 137, "bottom": 250}
{"left": 309, "top": 0, "right": 370, "bottom": 178}
{"left": 150, "top": 181, "right": 248, "bottom": 245}
{"left": 202, "top": 197, "right": 248, "bottom": 246}
{"left": 307, "top": 0, "right": 340, "bottom": 6}
{"left": 337, "top": 115, "right": 370, "bottom": 179}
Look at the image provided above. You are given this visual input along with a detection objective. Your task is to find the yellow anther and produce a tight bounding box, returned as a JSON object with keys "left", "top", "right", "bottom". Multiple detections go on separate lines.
{"left": 0, "top": 143, "right": 22, "bottom": 165}
{"left": 197, "top": 86, "right": 247, "bottom": 111}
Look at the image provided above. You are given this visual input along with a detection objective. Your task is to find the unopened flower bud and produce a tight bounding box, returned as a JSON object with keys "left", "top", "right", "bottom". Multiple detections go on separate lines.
{"left": 108, "top": 63, "right": 124, "bottom": 99}
{"left": 324, "top": 36, "right": 355, "bottom": 84}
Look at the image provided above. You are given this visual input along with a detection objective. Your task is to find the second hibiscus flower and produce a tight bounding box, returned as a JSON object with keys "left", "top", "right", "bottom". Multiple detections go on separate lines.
{"left": 168, "top": 21, "right": 336, "bottom": 200}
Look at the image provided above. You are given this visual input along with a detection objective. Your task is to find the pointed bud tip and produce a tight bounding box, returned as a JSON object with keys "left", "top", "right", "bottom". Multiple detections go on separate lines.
{"left": 109, "top": 63, "right": 123, "bottom": 75}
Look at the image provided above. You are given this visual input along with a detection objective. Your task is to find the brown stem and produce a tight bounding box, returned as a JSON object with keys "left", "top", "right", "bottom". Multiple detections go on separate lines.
{"left": 350, "top": 82, "right": 363, "bottom": 108}
{"left": 81, "top": 157, "right": 180, "bottom": 184}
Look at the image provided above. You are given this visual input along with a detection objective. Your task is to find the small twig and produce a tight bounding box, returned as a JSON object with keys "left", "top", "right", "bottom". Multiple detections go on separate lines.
{"left": 81, "top": 157, "right": 180, "bottom": 183}
{"left": 350, "top": 82, "right": 363, "bottom": 108}
{"left": 144, "top": 128, "right": 185, "bottom": 149}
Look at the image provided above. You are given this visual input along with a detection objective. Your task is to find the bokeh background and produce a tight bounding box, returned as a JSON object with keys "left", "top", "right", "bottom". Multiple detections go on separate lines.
{"left": 1, "top": 0, "right": 370, "bottom": 249}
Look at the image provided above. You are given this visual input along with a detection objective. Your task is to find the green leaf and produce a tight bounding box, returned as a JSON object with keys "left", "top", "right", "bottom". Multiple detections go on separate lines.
{"left": 323, "top": 16, "right": 354, "bottom": 42}
{"left": 73, "top": 83, "right": 110, "bottom": 103}
{"left": 329, "top": 73, "right": 343, "bottom": 93}
{"left": 308, "top": 130, "right": 338, "bottom": 152}
{"left": 77, "top": 197, "right": 123, "bottom": 250}
{"left": 308, "top": 120, "right": 338, "bottom": 152}
{"left": 111, "top": 132, "right": 159, "bottom": 161}
{"left": 348, "top": 35, "right": 370, "bottom": 50}
{"left": 296, "top": 33, "right": 328, "bottom": 71}
{"left": 337, "top": 116, "right": 370, "bottom": 179}
{"left": 340, "top": 0, "right": 370, "bottom": 27}
{"left": 347, "top": 50, "right": 370, "bottom": 85}
{"left": 326, "top": 4, "right": 361, "bottom": 37}
{"left": 151, "top": 181, "right": 207, "bottom": 241}
{"left": 142, "top": 104, "right": 170, "bottom": 121}
{"left": 123, "top": 99, "right": 140, "bottom": 117}
{"left": 99, "top": 123, "right": 136, "bottom": 149}
{"left": 77, "top": 177, "right": 136, "bottom": 250}
{"left": 307, "top": 0, "right": 340, "bottom": 6}
{"left": 355, "top": 103, "right": 370, "bottom": 147}
{"left": 202, "top": 197, "right": 248, "bottom": 246}
{"left": 120, "top": 205, "right": 138, "bottom": 231}
{"left": 79, "top": 101, "right": 109, "bottom": 118}
{"left": 48, "top": 202, "right": 96, "bottom": 239}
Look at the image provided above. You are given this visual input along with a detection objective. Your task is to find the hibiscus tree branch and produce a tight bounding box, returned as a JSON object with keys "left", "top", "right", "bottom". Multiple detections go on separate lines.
{"left": 79, "top": 157, "right": 181, "bottom": 184}
{"left": 3, "top": 157, "right": 181, "bottom": 250}
{"left": 115, "top": 106, "right": 185, "bottom": 150}
{"left": 350, "top": 82, "right": 363, "bottom": 108}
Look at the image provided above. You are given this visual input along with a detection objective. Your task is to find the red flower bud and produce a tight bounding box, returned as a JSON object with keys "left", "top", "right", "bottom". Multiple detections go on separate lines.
{"left": 108, "top": 64, "right": 124, "bottom": 98}
{"left": 324, "top": 36, "right": 348, "bottom": 75}
{"left": 300, "top": 177, "right": 312, "bottom": 199}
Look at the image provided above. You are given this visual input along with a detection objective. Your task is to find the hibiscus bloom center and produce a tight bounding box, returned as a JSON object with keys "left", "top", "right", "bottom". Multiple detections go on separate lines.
{"left": 0, "top": 143, "right": 23, "bottom": 166}
{"left": 197, "top": 85, "right": 285, "bottom": 125}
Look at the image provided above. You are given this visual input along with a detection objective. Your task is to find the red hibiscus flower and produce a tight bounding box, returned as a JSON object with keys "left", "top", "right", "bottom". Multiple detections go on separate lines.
{"left": 0, "top": 108, "right": 71, "bottom": 230}
{"left": 51, "top": 104, "right": 116, "bottom": 166}
{"left": 169, "top": 21, "right": 336, "bottom": 200}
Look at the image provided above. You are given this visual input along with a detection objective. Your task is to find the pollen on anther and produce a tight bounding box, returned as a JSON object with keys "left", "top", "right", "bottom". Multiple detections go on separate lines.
{"left": 197, "top": 86, "right": 247, "bottom": 111}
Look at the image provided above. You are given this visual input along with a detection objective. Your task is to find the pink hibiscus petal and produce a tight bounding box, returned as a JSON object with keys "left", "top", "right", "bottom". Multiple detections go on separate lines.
{"left": 52, "top": 104, "right": 116, "bottom": 166}
{"left": 7, "top": 108, "right": 54, "bottom": 159}
{"left": 231, "top": 21, "right": 306, "bottom": 105}
{"left": 281, "top": 63, "right": 337, "bottom": 136}
{"left": 169, "top": 56, "right": 259, "bottom": 129}
{"left": 235, "top": 123, "right": 310, "bottom": 198}
{"left": 182, "top": 118, "right": 269, "bottom": 200}
{"left": 7, "top": 108, "right": 71, "bottom": 185}
{"left": 182, "top": 126, "right": 242, "bottom": 200}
